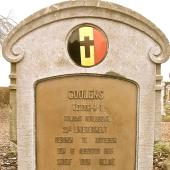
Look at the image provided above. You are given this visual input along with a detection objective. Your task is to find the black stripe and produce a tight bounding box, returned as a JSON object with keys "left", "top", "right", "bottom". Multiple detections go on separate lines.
{"left": 68, "top": 29, "right": 81, "bottom": 65}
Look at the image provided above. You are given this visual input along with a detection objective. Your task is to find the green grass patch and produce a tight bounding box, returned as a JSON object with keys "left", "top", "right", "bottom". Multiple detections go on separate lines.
{"left": 162, "top": 115, "right": 170, "bottom": 122}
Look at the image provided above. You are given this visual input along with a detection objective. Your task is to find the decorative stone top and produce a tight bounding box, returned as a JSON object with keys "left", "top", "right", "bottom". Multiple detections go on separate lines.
{"left": 2, "top": 0, "right": 170, "bottom": 63}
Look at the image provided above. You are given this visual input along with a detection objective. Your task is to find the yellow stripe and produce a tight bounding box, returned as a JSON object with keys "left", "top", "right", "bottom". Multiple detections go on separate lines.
{"left": 79, "top": 27, "right": 95, "bottom": 66}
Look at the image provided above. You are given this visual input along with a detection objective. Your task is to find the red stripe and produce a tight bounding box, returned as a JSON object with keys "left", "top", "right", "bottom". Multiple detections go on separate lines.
{"left": 93, "top": 28, "right": 107, "bottom": 64}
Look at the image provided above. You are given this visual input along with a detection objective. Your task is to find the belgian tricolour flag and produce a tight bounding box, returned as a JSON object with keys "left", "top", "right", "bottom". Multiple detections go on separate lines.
{"left": 68, "top": 26, "right": 108, "bottom": 67}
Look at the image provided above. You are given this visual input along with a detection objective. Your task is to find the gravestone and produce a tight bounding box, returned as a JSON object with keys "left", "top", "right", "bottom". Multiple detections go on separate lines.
{"left": 2, "top": 0, "right": 170, "bottom": 170}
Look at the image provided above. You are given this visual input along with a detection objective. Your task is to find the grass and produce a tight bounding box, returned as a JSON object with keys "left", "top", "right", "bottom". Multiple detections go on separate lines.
{"left": 162, "top": 115, "right": 170, "bottom": 122}
{"left": 153, "top": 142, "right": 170, "bottom": 170}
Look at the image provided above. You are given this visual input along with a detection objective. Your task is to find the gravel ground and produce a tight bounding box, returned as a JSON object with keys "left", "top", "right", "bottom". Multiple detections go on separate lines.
{"left": 0, "top": 105, "right": 17, "bottom": 170}
{"left": 0, "top": 145, "right": 17, "bottom": 170}
{"left": 161, "top": 122, "right": 170, "bottom": 142}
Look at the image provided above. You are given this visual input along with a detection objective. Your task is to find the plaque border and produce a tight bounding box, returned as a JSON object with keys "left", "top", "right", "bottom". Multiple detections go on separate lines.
{"left": 34, "top": 73, "right": 139, "bottom": 170}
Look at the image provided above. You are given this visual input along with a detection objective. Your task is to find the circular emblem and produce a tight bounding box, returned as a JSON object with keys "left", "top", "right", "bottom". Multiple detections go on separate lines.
{"left": 68, "top": 25, "right": 108, "bottom": 67}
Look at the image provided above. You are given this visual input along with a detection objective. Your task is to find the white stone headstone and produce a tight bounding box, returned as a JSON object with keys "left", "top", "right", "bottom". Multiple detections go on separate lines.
{"left": 2, "top": 1, "right": 170, "bottom": 169}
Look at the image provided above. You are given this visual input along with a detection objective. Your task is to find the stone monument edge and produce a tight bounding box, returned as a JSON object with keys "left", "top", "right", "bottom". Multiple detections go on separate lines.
{"left": 33, "top": 73, "right": 140, "bottom": 170}
{"left": 2, "top": 0, "right": 170, "bottom": 64}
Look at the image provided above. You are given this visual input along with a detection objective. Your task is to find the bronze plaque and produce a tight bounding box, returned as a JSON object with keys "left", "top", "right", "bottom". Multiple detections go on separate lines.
{"left": 35, "top": 75, "right": 137, "bottom": 170}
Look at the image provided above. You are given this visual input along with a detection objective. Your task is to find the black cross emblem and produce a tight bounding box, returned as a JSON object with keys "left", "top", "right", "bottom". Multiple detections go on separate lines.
{"left": 80, "top": 36, "right": 94, "bottom": 58}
